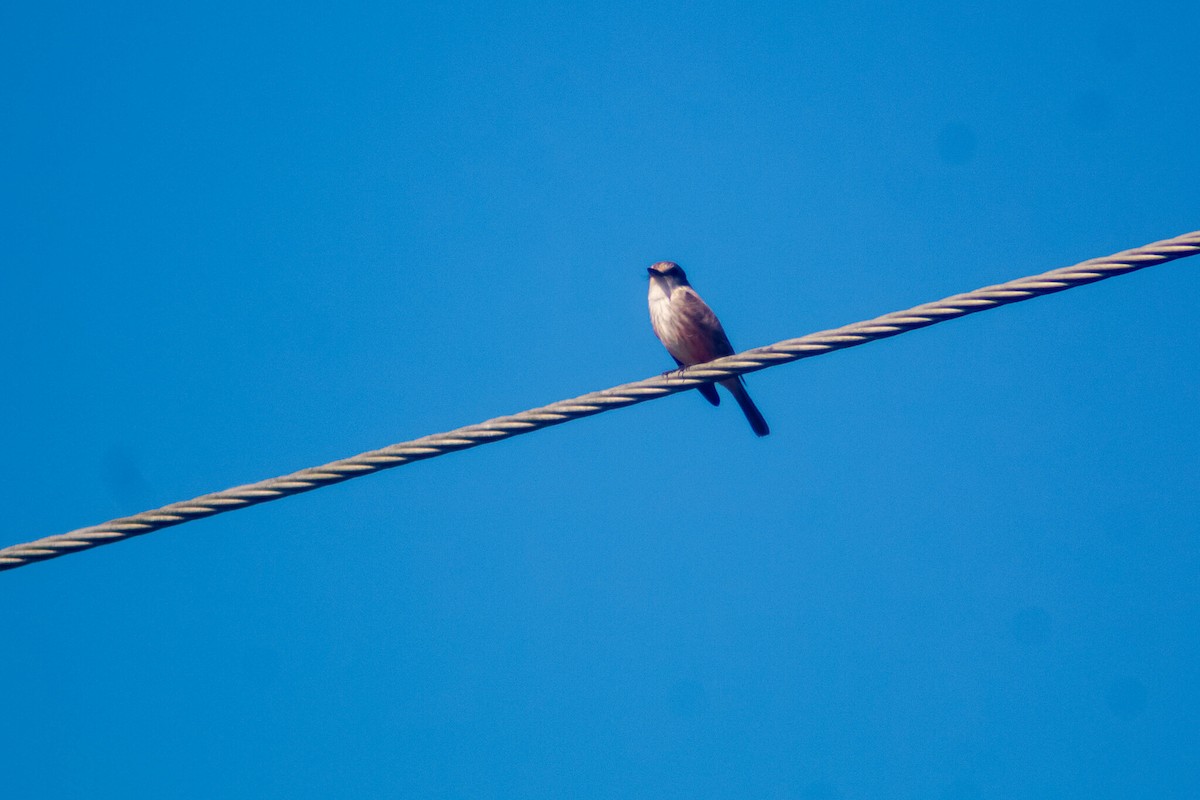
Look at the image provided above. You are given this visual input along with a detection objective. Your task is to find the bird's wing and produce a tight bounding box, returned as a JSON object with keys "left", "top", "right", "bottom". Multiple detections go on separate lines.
{"left": 677, "top": 288, "right": 736, "bottom": 358}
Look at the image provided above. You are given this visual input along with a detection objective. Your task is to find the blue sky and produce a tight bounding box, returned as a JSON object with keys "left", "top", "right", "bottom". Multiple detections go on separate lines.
{"left": 3, "top": 1, "right": 1198, "bottom": 797}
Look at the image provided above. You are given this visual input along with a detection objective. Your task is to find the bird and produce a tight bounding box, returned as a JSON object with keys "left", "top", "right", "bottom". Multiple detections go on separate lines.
{"left": 647, "top": 261, "right": 770, "bottom": 437}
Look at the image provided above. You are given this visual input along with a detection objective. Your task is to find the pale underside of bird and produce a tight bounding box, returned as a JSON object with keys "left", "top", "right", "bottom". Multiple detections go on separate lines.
{"left": 646, "top": 261, "right": 770, "bottom": 437}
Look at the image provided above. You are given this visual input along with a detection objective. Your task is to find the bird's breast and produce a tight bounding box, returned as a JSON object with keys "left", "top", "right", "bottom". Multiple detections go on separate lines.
{"left": 648, "top": 283, "right": 677, "bottom": 339}
{"left": 649, "top": 285, "right": 703, "bottom": 364}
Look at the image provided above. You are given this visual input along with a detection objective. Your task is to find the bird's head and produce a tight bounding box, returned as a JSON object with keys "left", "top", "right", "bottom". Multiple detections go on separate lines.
{"left": 647, "top": 261, "right": 690, "bottom": 289}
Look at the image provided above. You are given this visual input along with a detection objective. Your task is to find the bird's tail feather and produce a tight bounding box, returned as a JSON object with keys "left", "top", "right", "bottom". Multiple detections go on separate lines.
{"left": 724, "top": 378, "right": 769, "bottom": 437}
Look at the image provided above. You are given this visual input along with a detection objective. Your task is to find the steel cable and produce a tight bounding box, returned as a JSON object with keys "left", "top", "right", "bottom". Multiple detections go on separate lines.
{"left": 3, "top": 230, "right": 1198, "bottom": 573}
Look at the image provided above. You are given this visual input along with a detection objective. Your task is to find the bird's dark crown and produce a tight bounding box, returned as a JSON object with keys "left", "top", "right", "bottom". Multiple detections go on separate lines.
{"left": 647, "top": 261, "right": 687, "bottom": 280}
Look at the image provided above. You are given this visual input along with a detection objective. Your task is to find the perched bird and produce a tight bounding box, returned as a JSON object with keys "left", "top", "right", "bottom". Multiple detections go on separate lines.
{"left": 647, "top": 261, "right": 769, "bottom": 437}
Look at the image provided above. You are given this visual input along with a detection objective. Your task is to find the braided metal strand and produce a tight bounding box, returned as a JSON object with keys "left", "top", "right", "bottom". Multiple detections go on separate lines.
{"left": 3, "top": 230, "right": 1198, "bottom": 573}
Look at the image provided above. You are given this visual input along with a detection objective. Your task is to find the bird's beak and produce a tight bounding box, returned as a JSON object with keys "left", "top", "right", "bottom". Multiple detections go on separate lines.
{"left": 647, "top": 267, "right": 657, "bottom": 276}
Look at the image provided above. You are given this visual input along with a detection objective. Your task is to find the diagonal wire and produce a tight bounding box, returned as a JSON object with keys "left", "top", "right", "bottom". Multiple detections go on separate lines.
{"left": 3, "top": 230, "right": 1199, "bottom": 573}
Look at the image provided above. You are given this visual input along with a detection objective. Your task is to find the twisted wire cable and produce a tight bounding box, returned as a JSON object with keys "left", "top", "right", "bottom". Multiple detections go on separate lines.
{"left": 4, "top": 230, "right": 1199, "bottom": 573}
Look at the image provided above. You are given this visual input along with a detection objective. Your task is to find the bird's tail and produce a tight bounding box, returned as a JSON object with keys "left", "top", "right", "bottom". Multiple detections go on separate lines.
{"left": 723, "top": 378, "right": 770, "bottom": 437}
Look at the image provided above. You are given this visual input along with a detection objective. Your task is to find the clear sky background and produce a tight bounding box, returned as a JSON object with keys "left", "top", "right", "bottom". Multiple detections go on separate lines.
{"left": 3, "top": 2, "right": 1199, "bottom": 798}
